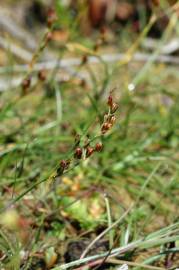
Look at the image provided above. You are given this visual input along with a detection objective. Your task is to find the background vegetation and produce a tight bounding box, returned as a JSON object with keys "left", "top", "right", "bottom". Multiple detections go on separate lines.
{"left": 0, "top": 1, "right": 179, "bottom": 269}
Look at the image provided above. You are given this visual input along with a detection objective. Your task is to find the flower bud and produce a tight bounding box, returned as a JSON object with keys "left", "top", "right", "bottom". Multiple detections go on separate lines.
{"left": 74, "top": 147, "right": 82, "bottom": 159}
{"left": 86, "top": 146, "right": 94, "bottom": 158}
{"left": 57, "top": 160, "right": 67, "bottom": 175}
{"left": 107, "top": 95, "right": 113, "bottom": 107}
{"left": 101, "top": 122, "right": 112, "bottom": 134}
{"left": 60, "top": 160, "right": 66, "bottom": 169}
{"left": 95, "top": 142, "right": 103, "bottom": 152}
{"left": 111, "top": 103, "right": 119, "bottom": 113}
{"left": 110, "top": 115, "right": 116, "bottom": 125}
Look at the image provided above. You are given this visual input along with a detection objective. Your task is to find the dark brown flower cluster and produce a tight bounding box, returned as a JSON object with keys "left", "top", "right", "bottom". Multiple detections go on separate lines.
{"left": 57, "top": 141, "right": 103, "bottom": 177}
{"left": 101, "top": 93, "right": 118, "bottom": 134}
{"left": 56, "top": 92, "right": 118, "bottom": 177}
{"left": 74, "top": 142, "right": 103, "bottom": 160}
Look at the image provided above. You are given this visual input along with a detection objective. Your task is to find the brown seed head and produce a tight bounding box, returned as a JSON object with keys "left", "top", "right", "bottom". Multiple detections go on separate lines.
{"left": 110, "top": 115, "right": 116, "bottom": 125}
{"left": 74, "top": 147, "right": 83, "bottom": 159}
{"left": 60, "top": 160, "right": 67, "bottom": 169}
{"left": 107, "top": 95, "right": 113, "bottom": 107}
{"left": 60, "top": 159, "right": 70, "bottom": 170}
{"left": 86, "top": 146, "right": 94, "bottom": 158}
{"left": 57, "top": 159, "right": 68, "bottom": 176}
{"left": 95, "top": 142, "right": 103, "bottom": 152}
{"left": 101, "top": 122, "right": 112, "bottom": 134}
{"left": 111, "top": 103, "right": 119, "bottom": 113}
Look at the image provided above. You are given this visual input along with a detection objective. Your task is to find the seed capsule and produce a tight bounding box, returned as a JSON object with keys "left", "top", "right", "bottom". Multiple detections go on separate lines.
{"left": 61, "top": 159, "right": 70, "bottom": 169}
{"left": 86, "top": 146, "right": 94, "bottom": 158}
{"left": 110, "top": 115, "right": 116, "bottom": 125}
{"left": 111, "top": 103, "right": 119, "bottom": 113}
{"left": 107, "top": 95, "right": 113, "bottom": 107}
{"left": 95, "top": 142, "right": 103, "bottom": 152}
{"left": 74, "top": 147, "right": 82, "bottom": 159}
{"left": 57, "top": 160, "right": 67, "bottom": 175}
{"left": 60, "top": 160, "right": 67, "bottom": 169}
{"left": 101, "top": 122, "right": 112, "bottom": 134}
